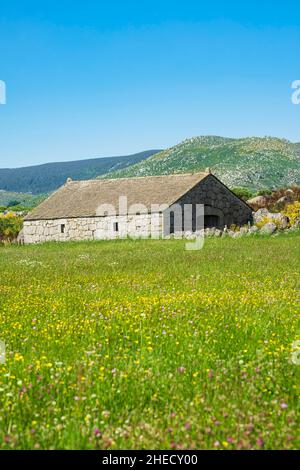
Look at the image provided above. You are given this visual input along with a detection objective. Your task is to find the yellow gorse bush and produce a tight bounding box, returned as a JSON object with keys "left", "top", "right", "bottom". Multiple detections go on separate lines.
{"left": 0, "top": 211, "right": 23, "bottom": 241}
{"left": 284, "top": 201, "right": 300, "bottom": 226}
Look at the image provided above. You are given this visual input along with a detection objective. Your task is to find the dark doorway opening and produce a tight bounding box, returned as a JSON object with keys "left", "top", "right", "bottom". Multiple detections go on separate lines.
{"left": 204, "top": 215, "right": 220, "bottom": 228}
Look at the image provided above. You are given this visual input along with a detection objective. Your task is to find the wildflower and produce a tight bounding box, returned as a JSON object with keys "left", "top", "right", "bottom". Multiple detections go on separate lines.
{"left": 256, "top": 438, "right": 264, "bottom": 447}
{"left": 93, "top": 428, "right": 101, "bottom": 437}
{"left": 280, "top": 402, "right": 288, "bottom": 409}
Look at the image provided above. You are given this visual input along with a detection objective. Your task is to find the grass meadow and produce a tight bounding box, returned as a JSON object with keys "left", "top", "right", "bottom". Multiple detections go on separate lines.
{"left": 0, "top": 232, "right": 300, "bottom": 449}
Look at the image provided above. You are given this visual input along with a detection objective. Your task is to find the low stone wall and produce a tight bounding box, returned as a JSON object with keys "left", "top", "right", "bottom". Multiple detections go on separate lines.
{"left": 23, "top": 213, "right": 163, "bottom": 244}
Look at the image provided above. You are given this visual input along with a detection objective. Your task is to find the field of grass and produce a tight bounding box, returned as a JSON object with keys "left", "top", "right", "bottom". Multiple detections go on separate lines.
{"left": 0, "top": 233, "right": 300, "bottom": 449}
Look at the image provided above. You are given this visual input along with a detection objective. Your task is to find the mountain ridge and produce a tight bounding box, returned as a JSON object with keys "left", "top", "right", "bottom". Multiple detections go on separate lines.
{"left": 99, "top": 136, "right": 300, "bottom": 191}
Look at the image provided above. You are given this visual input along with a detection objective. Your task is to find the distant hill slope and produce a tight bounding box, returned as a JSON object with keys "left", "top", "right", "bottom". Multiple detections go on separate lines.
{"left": 100, "top": 136, "right": 300, "bottom": 191}
{"left": 0, "top": 190, "right": 47, "bottom": 207}
{"left": 0, "top": 150, "right": 161, "bottom": 194}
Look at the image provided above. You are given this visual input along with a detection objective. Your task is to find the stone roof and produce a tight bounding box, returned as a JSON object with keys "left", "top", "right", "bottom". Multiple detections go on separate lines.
{"left": 25, "top": 173, "right": 210, "bottom": 221}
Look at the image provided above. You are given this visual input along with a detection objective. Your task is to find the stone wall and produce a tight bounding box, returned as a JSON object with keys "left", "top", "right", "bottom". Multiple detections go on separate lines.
{"left": 23, "top": 213, "right": 163, "bottom": 244}
{"left": 175, "top": 174, "right": 252, "bottom": 228}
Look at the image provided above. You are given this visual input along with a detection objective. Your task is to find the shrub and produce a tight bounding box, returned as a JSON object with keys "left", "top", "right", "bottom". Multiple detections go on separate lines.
{"left": 231, "top": 187, "right": 254, "bottom": 201}
{"left": 0, "top": 212, "right": 23, "bottom": 242}
{"left": 256, "top": 189, "right": 273, "bottom": 196}
{"left": 283, "top": 201, "right": 300, "bottom": 226}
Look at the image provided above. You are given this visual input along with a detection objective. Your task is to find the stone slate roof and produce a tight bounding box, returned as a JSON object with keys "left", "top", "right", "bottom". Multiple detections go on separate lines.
{"left": 25, "top": 173, "right": 210, "bottom": 221}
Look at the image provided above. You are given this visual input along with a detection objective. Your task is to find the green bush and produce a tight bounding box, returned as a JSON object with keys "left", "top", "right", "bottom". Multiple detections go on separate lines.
{"left": 256, "top": 188, "right": 272, "bottom": 196}
{"left": 231, "top": 187, "right": 254, "bottom": 201}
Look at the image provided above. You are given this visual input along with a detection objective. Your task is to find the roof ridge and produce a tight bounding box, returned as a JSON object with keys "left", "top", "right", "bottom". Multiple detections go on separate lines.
{"left": 68, "top": 171, "right": 209, "bottom": 185}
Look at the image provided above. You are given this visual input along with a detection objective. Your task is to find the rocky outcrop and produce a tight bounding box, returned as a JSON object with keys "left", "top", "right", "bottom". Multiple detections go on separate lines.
{"left": 260, "top": 222, "right": 277, "bottom": 235}
{"left": 276, "top": 196, "right": 290, "bottom": 206}
{"left": 271, "top": 212, "right": 289, "bottom": 229}
{"left": 294, "top": 217, "right": 300, "bottom": 228}
{"left": 183, "top": 206, "right": 299, "bottom": 239}
{"left": 247, "top": 196, "right": 268, "bottom": 208}
{"left": 253, "top": 208, "right": 289, "bottom": 229}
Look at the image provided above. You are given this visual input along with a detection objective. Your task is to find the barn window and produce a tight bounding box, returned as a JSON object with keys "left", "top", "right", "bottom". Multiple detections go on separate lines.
{"left": 113, "top": 222, "right": 119, "bottom": 232}
{"left": 61, "top": 224, "right": 65, "bottom": 234}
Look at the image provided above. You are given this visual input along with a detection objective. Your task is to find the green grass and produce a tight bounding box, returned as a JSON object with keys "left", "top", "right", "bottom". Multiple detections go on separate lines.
{"left": 0, "top": 233, "right": 300, "bottom": 449}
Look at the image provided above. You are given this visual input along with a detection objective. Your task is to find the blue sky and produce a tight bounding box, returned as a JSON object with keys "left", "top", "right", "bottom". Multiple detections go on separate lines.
{"left": 0, "top": 1, "right": 300, "bottom": 167}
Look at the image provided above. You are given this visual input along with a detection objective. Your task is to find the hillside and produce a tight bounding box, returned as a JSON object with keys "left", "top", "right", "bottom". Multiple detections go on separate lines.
{"left": 0, "top": 190, "right": 47, "bottom": 208}
{"left": 100, "top": 136, "right": 300, "bottom": 191}
{"left": 0, "top": 150, "right": 161, "bottom": 194}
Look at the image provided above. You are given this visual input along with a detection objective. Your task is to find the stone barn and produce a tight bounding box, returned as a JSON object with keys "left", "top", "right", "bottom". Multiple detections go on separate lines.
{"left": 23, "top": 172, "right": 252, "bottom": 244}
